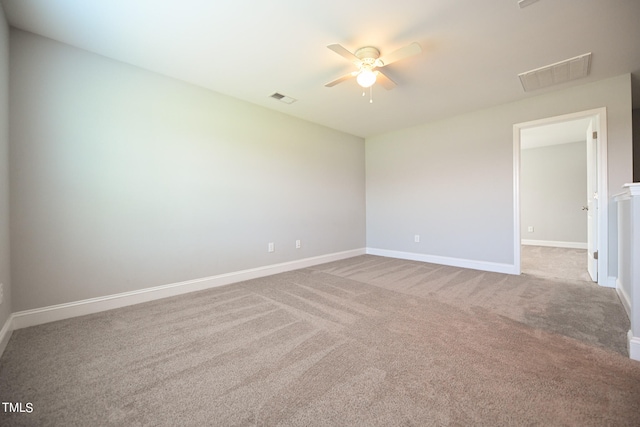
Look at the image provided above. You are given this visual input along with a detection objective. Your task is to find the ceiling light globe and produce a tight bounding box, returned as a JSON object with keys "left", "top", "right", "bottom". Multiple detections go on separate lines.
{"left": 357, "top": 69, "right": 377, "bottom": 88}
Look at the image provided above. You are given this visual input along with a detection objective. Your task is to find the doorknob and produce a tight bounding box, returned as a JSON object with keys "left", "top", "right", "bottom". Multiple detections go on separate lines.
{"left": 582, "top": 206, "right": 589, "bottom": 211}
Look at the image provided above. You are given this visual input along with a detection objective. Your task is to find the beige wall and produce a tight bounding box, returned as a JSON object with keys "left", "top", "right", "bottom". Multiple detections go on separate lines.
{"left": 9, "top": 30, "right": 366, "bottom": 311}
{"left": 0, "top": 7, "right": 11, "bottom": 330}
{"left": 366, "top": 74, "right": 633, "bottom": 275}
{"left": 633, "top": 108, "right": 640, "bottom": 182}
{"left": 521, "top": 141, "right": 587, "bottom": 245}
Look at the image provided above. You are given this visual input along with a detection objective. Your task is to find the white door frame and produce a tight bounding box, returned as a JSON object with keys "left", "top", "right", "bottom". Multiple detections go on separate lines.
{"left": 513, "top": 107, "right": 609, "bottom": 286}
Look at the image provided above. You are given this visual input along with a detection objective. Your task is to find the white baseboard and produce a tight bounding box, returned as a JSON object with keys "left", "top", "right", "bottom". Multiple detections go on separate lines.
{"left": 521, "top": 239, "right": 588, "bottom": 249}
{"left": 11, "top": 248, "right": 366, "bottom": 331}
{"left": 616, "top": 279, "right": 631, "bottom": 319}
{"left": 0, "top": 314, "right": 13, "bottom": 358}
{"left": 628, "top": 330, "right": 640, "bottom": 362}
{"left": 366, "top": 248, "right": 518, "bottom": 275}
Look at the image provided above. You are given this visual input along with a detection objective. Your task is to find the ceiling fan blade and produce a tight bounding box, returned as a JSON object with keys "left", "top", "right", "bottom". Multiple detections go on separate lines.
{"left": 327, "top": 44, "right": 360, "bottom": 63}
{"left": 378, "top": 42, "right": 422, "bottom": 67}
{"left": 375, "top": 70, "right": 397, "bottom": 90}
{"left": 325, "top": 71, "right": 357, "bottom": 87}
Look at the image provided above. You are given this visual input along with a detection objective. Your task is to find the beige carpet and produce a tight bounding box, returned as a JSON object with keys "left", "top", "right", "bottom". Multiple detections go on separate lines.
{"left": 521, "top": 245, "right": 593, "bottom": 282}
{"left": 1, "top": 255, "right": 638, "bottom": 426}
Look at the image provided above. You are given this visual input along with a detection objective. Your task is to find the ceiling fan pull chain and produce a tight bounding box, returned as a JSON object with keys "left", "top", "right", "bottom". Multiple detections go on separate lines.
{"left": 370, "top": 86, "right": 373, "bottom": 103}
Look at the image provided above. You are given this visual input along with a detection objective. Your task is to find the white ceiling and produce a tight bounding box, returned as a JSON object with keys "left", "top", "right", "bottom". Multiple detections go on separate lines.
{"left": 2, "top": 0, "right": 639, "bottom": 138}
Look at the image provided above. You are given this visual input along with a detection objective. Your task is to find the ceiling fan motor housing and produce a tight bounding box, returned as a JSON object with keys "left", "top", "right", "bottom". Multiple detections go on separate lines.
{"left": 355, "top": 46, "right": 381, "bottom": 67}
{"left": 325, "top": 41, "right": 422, "bottom": 89}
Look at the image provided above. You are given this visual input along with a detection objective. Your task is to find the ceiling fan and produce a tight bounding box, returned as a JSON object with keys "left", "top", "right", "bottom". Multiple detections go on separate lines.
{"left": 325, "top": 42, "right": 422, "bottom": 92}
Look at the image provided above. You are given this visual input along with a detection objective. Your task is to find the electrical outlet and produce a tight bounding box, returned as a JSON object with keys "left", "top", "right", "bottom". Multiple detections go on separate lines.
{"left": 414, "top": 234, "right": 420, "bottom": 243}
{"left": 268, "top": 242, "right": 275, "bottom": 253}
{"left": 527, "top": 226, "right": 534, "bottom": 233}
{"left": 295, "top": 240, "right": 301, "bottom": 249}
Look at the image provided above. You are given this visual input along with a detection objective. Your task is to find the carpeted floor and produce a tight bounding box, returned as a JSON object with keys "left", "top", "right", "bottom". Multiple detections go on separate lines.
{"left": 521, "top": 245, "right": 593, "bottom": 282}
{"left": 1, "top": 255, "right": 638, "bottom": 426}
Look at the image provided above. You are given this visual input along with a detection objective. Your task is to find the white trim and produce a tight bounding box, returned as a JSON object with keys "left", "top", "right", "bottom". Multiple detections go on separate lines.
{"left": 11, "top": 248, "right": 365, "bottom": 330}
{"left": 513, "top": 124, "right": 522, "bottom": 275}
{"left": 0, "top": 314, "right": 13, "bottom": 358}
{"left": 366, "top": 247, "right": 518, "bottom": 275}
{"left": 628, "top": 330, "right": 640, "bottom": 362}
{"left": 597, "top": 109, "right": 609, "bottom": 287}
{"left": 513, "top": 107, "right": 609, "bottom": 287}
{"left": 617, "top": 279, "right": 631, "bottom": 318}
{"left": 622, "top": 183, "right": 640, "bottom": 196}
{"left": 521, "top": 239, "right": 587, "bottom": 249}
{"left": 614, "top": 191, "right": 632, "bottom": 202}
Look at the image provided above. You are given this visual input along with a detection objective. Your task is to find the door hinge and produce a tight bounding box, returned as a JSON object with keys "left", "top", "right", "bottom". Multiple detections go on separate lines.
{"left": 593, "top": 251, "right": 598, "bottom": 260}
{"left": 592, "top": 131, "right": 598, "bottom": 139}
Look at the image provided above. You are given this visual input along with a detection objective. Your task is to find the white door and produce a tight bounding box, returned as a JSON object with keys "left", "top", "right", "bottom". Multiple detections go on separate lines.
{"left": 586, "top": 120, "right": 598, "bottom": 282}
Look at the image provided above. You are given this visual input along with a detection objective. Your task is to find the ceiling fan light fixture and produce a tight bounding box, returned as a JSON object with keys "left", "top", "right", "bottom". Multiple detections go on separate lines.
{"left": 325, "top": 42, "right": 421, "bottom": 93}
{"left": 356, "top": 68, "right": 377, "bottom": 88}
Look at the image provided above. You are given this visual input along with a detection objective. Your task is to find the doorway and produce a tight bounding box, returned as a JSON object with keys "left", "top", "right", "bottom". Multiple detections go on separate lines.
{"left": 513, "top": 108, "right": 608, "bottom": 286}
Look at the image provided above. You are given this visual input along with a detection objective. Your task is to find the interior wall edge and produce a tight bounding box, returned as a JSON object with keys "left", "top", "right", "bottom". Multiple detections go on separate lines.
{"left": 0, "top": 2, "right": 12, "bottom": 337}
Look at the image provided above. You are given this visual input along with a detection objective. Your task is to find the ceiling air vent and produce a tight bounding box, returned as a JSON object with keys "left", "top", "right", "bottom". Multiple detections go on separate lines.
{"left": 518, "top": 52, "right": 591, "bottom": 92}
{"left": 518, "top": 0, "right": 540, "bottom": 8}
{"left": 269, "top": 92, "right": 297, "bottom": 104}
